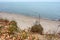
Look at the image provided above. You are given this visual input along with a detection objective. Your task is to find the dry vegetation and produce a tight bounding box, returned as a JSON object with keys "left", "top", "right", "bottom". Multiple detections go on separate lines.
{"left": 0, "top": 18, "right": 60, "bottom": 40}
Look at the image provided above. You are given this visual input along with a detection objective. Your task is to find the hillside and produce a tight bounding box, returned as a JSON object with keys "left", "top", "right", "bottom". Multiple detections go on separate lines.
{"left": 0, "top": 12, "right": 60, "bottom": 34}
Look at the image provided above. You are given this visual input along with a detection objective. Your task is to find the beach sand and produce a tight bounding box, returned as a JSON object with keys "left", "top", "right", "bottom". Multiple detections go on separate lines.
{"left": 0, "top": 12, "right": 60, "bottom": 34}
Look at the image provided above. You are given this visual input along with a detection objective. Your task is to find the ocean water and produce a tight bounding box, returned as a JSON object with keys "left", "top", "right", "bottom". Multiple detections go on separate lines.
{"left": 0, "top": 2, "right": 60, "bottom": 19}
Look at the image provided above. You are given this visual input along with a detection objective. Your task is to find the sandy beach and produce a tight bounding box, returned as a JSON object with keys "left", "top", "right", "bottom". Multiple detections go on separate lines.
{"left": 0, "top": 12, "right": 60, "bottom": 34}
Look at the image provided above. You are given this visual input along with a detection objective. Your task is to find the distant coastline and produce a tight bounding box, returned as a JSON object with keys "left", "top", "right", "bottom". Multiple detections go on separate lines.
{"left": 0, "top": 11, "right": 59, "bottom": 21}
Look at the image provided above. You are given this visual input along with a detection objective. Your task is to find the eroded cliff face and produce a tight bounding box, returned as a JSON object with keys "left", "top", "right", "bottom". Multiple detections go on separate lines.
{"left": 0, "top": 12, "right": 60, "bottom": 34}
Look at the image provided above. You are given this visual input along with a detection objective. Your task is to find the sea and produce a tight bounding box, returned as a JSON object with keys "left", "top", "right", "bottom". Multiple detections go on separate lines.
{"left": 0, "top": 2, "right": 60, "bottom": 19}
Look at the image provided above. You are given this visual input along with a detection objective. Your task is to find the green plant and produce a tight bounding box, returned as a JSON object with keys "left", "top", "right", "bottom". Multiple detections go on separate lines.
{"left": 0, "top": 26, "right": 4, "bottom": 34}
{"left": 0, "top": 30, "right": 1, "bottom": 34}
{"left": 30, "top": 24, "right": 43, "bottom": 34}
{"left": 8, "top": 20, "right": 18, "bottom": 34}
{"left": 0, "top": 26, "right": 4, "bottom": 29}
{"left": 9, "top": 20, "right": 17, "bottom": 27}
{"left": 8, "top": 26, "right": 17, "bottom": 34}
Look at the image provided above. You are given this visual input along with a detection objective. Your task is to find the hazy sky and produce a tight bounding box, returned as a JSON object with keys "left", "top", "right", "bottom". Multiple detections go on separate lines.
{"left": 0, "top": 0, "right": 60, "bottom": 2}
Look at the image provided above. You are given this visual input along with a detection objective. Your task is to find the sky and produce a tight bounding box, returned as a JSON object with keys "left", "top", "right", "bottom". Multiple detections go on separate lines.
{"left": 0, "top": 0, "right": 60, "bottom": 2}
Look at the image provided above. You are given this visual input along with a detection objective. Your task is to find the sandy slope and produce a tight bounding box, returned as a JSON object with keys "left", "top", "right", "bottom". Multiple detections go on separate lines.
{"left": 0, "top": 12, "right": 60, "bottom": 34}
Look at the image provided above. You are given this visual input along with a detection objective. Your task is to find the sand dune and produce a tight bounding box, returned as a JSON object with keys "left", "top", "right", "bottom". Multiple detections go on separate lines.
{"left": 0, "top": 12, "right": 60, "bottom": 34}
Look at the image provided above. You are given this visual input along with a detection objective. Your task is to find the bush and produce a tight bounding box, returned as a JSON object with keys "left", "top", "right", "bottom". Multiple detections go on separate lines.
{"left": 30, "top": 24, "right": 43, "bottom": 34}
{"left": 9, "top": 20, "right": 17, "bottom": 26}
{"left": 0, "top": 26, "right": 4, "bottom": 29}
{"left": 8, "top": 26, "right": 18, "bottom": 34}
{"left": 8, "top": 20, "right": 18, "bottom": 34}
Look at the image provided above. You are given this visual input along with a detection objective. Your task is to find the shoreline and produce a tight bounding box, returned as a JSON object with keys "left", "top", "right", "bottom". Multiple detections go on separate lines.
{"left": 0, "top": 12, "right": 60, "bottom": 34}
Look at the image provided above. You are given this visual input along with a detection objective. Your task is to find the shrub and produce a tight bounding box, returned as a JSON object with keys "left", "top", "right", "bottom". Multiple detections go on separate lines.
{"left": 8, "top": 26, "right": 18, "bottom": 34}
{"left": 0, "top": 26, "right": 4, "bottom": 29}
{"left": 0, "top": 26, "right": 4, "bottom": 34}
{"left": 30, "top": 24, "right": 43, "bottom": 34}
{"left": 9, "top": 20, "right": 17, "bottom": 26}
{"left": 8, "top": 20, "right": 18, "bottom": 34}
